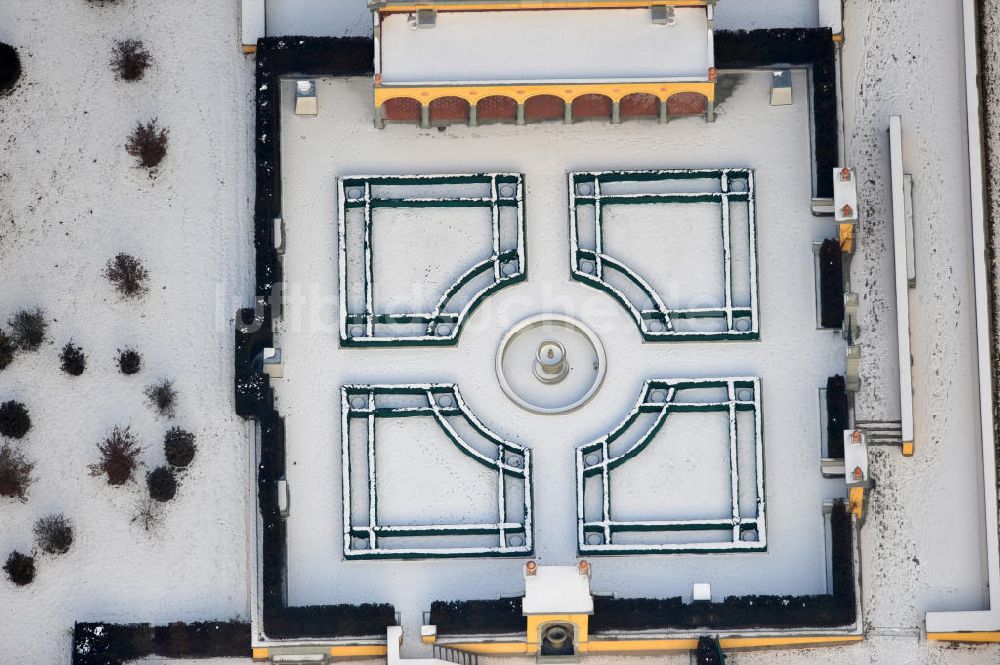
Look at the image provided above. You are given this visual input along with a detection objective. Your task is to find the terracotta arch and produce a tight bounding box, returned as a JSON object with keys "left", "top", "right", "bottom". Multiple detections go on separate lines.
{"left": 571, "top": 94, "right": 613, "bottom": 120}
{"left": 620, "top": 92, "right": 660, "bottom": 118}
{"left": 429, "top": 96, "right": 471, "bottom": 124}
{"left": 666, "top": 92, "right": 708, "bottom": 117}
{"left": 524, "top": 94, "right": 565, "bottom": 122}
{"left": 476, "top": 95, "right": 518, "bottom": 123}
{"left": 381, "top": 97, "right": 422, "bottom": 123}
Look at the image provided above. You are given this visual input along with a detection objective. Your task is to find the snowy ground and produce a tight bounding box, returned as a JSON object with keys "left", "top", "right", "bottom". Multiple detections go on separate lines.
{"left": 841, "top": 0, "right": 997, "bottom": 631}
{"left": 1, "top": 0, "right": 998, "bottom": 664}
{"left": 0, "top": 1, "right": 255, "bottom": 663}
{"left": 275, "top": 71, "right": 846, "bottom": 644}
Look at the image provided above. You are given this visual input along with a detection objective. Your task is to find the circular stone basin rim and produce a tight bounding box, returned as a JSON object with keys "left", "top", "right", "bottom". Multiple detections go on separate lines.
{"left": 495, "top": 313, "right": 607, "bottom": 415}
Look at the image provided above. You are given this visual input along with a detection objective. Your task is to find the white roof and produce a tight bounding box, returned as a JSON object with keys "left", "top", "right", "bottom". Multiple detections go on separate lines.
{"left": 521, "top": 566, "right": 594, "bottom": 615}
{"left": 378, "top": 8, "right": 713, "bottom": 85}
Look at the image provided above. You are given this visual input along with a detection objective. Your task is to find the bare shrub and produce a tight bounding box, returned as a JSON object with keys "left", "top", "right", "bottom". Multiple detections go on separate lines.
{"left": 104, "top": 253, "right": 149, "bottom": 299}
{"left": 144, "top": 379, "right": 176, "bottom": 418}
{"left": 126, "top": 119, "right": 168, "bottom": 169}
{"left": 4, "top": 551, "right": 34, "bottom": 586}
{"left": 117, "top": 347, "right": 142, "bottom": 375}
{"left": 0, "top": 445, "right": 33, "bottom": 500}
{"left": 0, "top": 400, "right": 30, "bottom": 439}
{"left": 34, "top": 514, "right": 74, "bottom": 555}
{"left": 60, "top": 341, "right": 86, "bottom": 376}
{"left": 164, "top": 427, "right": 196, "bottom": 468}
{"left": 147, "top": 465, "right": 177, "bottom": 502}
{"left": 0, "top": 329, "right": 14, "bottom": 371}
{"left": 8, "top": 307, "right": 47, "bottom": 351}
{"left": 110, "top": 39, "right": 151, "bottom": 81}
{"left": 90, "top": 425, "right": 142, "bottom": 485}
{"left": 132, "top": 497, "right": 160, "bottom": 530}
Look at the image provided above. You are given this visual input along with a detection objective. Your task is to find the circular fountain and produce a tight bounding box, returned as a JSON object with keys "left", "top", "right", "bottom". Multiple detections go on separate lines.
{"left": 496, "top": 314, "right": 606, "bottom": 414}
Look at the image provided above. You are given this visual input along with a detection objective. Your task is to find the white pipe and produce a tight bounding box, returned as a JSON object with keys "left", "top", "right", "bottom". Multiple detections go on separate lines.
{"left": 888, "top": 116, "right": 914, "bottom": 447}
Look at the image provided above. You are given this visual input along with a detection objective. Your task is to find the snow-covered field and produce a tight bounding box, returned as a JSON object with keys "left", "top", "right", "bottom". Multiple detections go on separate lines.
{"left": 0, "top": 1, "right": 254, "bottom": 663}
{"left": 1, "top": 0, "right": 999, "bottom": 664}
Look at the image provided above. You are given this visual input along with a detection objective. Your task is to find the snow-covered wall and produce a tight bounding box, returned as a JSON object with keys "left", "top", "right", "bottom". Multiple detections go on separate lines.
{"left": 267, "top": 0, "right": 371, "bottom": 37}
{"left": 264, "top": 0, "right": 823, "bottom": 39}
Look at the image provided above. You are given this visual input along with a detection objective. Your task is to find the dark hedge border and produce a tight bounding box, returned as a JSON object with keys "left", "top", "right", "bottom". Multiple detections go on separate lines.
{"left": 588, "top": 501, "right": 855, "bottom": 633}
{"left": 826, "top": 375, "right": 849, "bottom": 458}
{"left": 715, "top": 29, "right": 839, "bottom": 199}
{"left": 819, "top": 237, "right": 845, "bottom": 328}
{"left": 429, "top": 597, "right": 524, "bottom": 635}
{"left": 253, "top": 36, "right": 373, "bottom": 296}
{"left": 72, "top": 621, "right": 249, "bottom": 665}
{"left": 245, "top": 34, "right": 851, "bottom": 642}
{"left": 240, "top": 36, "right": 395, "bottom": 641}
{"left": 433, "top": 502, "right": 855, "bottom": 636}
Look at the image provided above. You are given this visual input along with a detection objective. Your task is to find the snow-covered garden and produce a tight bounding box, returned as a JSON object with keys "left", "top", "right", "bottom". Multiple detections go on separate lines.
{"left": 1, "top": 0, "right": 1000, "bottom": 663}
{"left": 274, "top": 71, "right": 846, "bottom": 642}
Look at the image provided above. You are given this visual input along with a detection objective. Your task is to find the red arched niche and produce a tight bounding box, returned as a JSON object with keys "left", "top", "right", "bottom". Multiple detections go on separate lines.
{"left": 382, "top": 97, "right": 421, "bottom": 122}
{"left": 620, "top": 92, "right": 660, "bottom": 118}
{"left": 476, "top": 95, "right": 518, "bottom": 123}
{"left": 524, "top": 94, "right": 565, "bottom": 122}
{"left": 571, "top": 94, "right": 613, "bottom": 120}
{"left": 429, "top": 96, "right": 471, "bottom": 124}
{"left": 666, "top": 92, "right": 708, "bottom": 116}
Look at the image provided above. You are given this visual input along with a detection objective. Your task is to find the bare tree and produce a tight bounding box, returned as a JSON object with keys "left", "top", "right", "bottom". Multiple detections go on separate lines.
{"left": 110, "top": 39, "right": 151, "bottom": 81}
{"left": 144, "top": 379, "right": 176, "bottom": 418}
{"left": 89, "top": 426, "right": 142, "bottom": 485}
{"left": 126, "top": 119, "right": 169, "bottom": 169}
{"left": 3, "top": 551, "right": 34, "bottom": 586}
{"left": 164, "top": 427, "right": 196, "bottom": 468}
{"left": 8, "top": 308, "right": 47, "bottom": 351}
{"left": 0, "top": 329, "right": 14, "bottom": 370}
{"left": 132, "top": 497, "right": 161, "bottom": 531}
{"left": 0, "top": 445, "right": 32, "bottom": 500}
{"left": 34, "top": 514, "right": 74, "bottom": 555}
{"left": 147, "top": 466, "right": 177, "bottom": 502}
{"left": 104, "top": 253, "right": 149, "bottom": 299}
{"left": 0, "top": 400, "right": 30, "bottom": 439}
{"left": 116, "top": 347, "right": 142, "bottom": 375}
{"left": 60, "top": 341, "right": 86, "bottom": 376}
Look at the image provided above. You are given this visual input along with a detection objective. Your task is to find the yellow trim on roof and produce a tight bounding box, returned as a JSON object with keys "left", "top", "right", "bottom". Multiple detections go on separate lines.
{"left": 441, "top": 634, "right": 861, "bottom": 654}
{"left": 584, "top": 635, "right": 862, "bottom": 652}
{"left": 375, "top": 81, "right": 714, "bottom": 106}
{"left": 328, "top": 645, "right": 389, "bottom": 657}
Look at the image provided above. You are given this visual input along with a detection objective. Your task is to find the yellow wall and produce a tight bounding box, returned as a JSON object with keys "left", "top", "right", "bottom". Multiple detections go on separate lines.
{"left": 374, "top": 81, "right": 715, "bottom": 107}
{"left": 526, "top": 614, "right": 590, "bottom": 653}
{"left": 927, "top": 632, "right": 1000, "bottom": 643}
{"left": 443, "top": 634, "right": 862, "bottom": 655}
